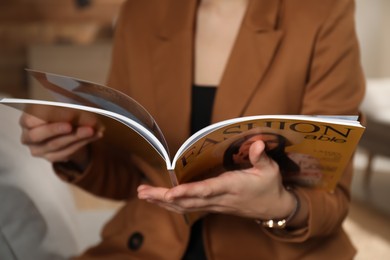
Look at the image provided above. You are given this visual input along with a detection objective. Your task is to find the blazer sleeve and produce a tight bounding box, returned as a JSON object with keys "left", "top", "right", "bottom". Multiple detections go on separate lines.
{"left": 300, "top": 0, "right": 365, "bottom": 116}
{"left": 266, "top": 0, "right": 365, "bottom": 242}
{"left": 53, "top": 1, "right": 144, "bottom": 200}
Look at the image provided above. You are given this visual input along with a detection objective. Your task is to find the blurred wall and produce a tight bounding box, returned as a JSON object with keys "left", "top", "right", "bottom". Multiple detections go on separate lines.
{"left": 0, "top": 0, "right": 124, "bottom": 98}
{"left": 355, "top": 0, "right": 390, "bottom": 78}
{"left": 0, "top": 0, "right": 389, "bottom": 99}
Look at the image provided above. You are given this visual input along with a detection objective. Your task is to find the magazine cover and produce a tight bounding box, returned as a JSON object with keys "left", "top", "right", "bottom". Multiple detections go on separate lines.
{"left": 172, "top": 117, "right": 364, "bottom": 192}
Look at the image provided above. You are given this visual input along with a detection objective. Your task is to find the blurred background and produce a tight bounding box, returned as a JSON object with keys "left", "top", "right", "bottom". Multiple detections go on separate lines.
{"left": 0, "top": 0, "right": 389, "bottom": 259}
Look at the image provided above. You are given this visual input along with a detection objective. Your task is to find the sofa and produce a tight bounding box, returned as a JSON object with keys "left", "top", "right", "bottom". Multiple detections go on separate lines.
{"left": 358, "top": 78, "right": 390, "bottom": 186}
{"left": 0, "top": 103, "right": 84, "bottom": 259}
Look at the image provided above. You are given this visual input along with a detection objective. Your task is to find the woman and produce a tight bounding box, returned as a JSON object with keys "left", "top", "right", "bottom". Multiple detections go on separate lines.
{"left": 20, "top": 0, "right": 365, "bottom": 259}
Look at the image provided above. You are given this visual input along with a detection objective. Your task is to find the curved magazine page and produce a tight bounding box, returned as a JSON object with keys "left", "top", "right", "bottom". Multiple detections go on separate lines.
{"left": 172, "top": 115, "right": 364, "bottom": 191}
{"left": 27, "top": 69, "right": 169, "bottom": 156}
{"left": 173, "top": 115, "right": 362, "bottom": 164}
{"left": 1, "top": 98, "right": 171, "bottom": 171}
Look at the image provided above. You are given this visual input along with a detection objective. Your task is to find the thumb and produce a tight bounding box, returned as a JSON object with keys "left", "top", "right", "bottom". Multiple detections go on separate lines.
{"left": 248, "top": 140, "right": 272, "bottom": 169}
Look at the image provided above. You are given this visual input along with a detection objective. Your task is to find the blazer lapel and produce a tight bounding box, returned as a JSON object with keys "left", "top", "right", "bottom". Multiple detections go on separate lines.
{"left": 212, "top": 0, "right": 284, "bottom": 122}
{"left": 152, "top": 0, "right": 197, "bottom": 153}
{"left": 151, "top": 0, "right": 284, "bottom": 152}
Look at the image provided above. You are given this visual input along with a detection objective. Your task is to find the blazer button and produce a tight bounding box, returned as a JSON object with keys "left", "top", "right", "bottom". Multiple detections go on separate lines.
{"left": 128, "top": 232, "right": 144, "bottom": 251}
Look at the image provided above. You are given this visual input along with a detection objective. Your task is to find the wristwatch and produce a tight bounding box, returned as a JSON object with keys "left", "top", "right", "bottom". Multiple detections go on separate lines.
{"left": 256, "top": 187, "right": 300, "bottom": 229}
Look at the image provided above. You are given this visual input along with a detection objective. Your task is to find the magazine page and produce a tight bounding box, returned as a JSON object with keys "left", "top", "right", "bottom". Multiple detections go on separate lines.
{"left": 172, "top": 115, "right": 365, "bottom": 191}
{"left": 174, "top": 115, "right": 362, "bottom": 158}
{"left": 0, "top": 98, "right": 170, "bottom": 171}
{"left": 27, "top": 69, "right": 169, "bottom": 154}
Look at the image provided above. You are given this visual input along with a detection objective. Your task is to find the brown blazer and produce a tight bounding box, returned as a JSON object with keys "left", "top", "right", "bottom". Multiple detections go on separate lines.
{"left": 68, "top": 0, "right": 365, "bottom": 259}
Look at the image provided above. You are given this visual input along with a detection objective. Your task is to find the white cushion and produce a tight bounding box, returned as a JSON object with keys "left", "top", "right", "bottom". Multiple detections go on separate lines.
{"left": 0, "top": 105, "right": 81, "bottom": 258}
{"left": 361, "top": 78, "right": 390, "bottom": 122}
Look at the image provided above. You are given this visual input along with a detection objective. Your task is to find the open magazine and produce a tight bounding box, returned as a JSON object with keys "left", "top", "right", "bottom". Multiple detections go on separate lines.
{"left": 0, "top": 70, "right": 365, "bottom": 192}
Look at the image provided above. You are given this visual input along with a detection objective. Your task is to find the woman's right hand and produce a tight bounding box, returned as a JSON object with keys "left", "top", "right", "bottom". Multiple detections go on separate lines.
{"left": 19, "top": 112, "right": 103, "bottom": 168}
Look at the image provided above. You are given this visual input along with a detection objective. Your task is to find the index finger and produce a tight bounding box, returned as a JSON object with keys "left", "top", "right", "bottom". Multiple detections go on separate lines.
{"left": 19, "top": 113, "right": 46, "bottom": 129}
{"left": 166, "top": 174, "right": 235, "bottom": 201}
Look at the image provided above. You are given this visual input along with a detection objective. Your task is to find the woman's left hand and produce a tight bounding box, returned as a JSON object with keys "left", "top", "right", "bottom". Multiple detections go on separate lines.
{"left": 137, "top": 140, "right": 296, "bottom": 220}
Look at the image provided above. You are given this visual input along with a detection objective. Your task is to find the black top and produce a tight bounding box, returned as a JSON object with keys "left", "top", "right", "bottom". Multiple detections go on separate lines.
{"left": 183, "top": 85, "right": 216, "bottom": 260}
{"left": 190, "top": 85, "right": 217, "bottom": 134}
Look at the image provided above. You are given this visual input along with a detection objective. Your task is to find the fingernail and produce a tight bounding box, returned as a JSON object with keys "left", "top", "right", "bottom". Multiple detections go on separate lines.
{"left": 165, "top": 194, "right": 174, "bottom": 202}
{"left": 138, "top": 192, "right": 150, "bottom": 199}
{"left": 138, "top": 194, "right": 147, "bottom": 200}
{"left": 57, "top": 124, "right": 71, "bottom": 134}
{"left": 78, "top": 127, "right": 94, "bottom": 138}
{"left": 137, "top": 185, "right": 147, "bottom": 192}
